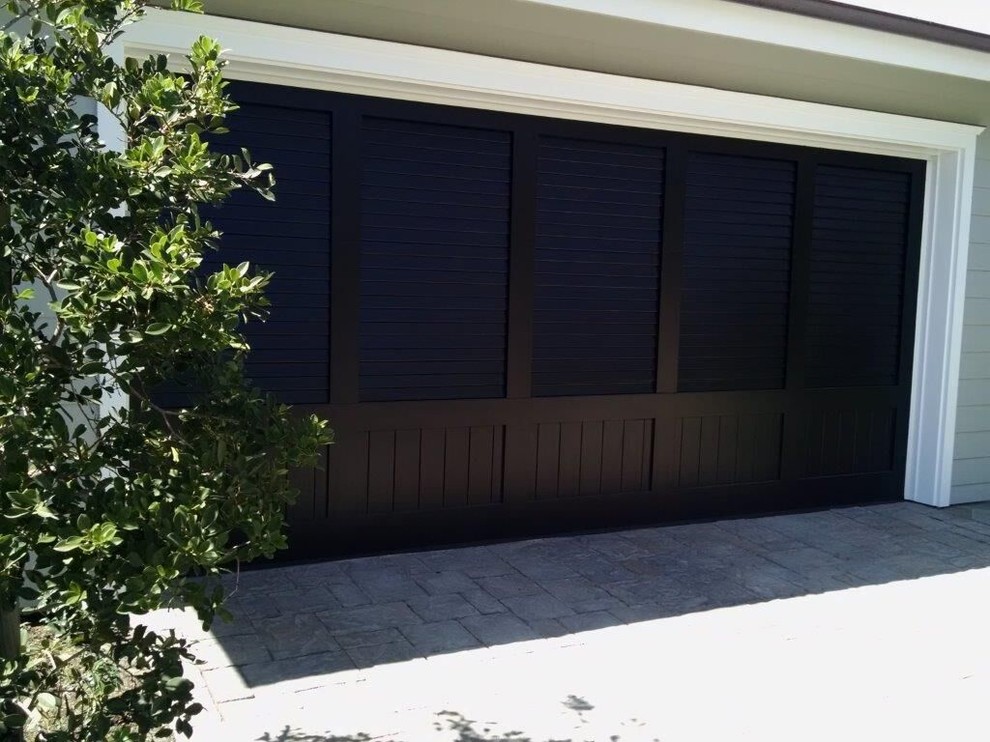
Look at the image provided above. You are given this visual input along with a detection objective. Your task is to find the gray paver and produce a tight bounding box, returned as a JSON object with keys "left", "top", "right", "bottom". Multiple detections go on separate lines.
{"left": 238, "top": 651, "right": 355, "bottom": 687}
{"left": 461, "top": 588, "right": 509, "bottom": 615}
{"left": 501, "top": 593, "right": 576, "bottom": 621}
{"left": 271, "top": 586, "right": 340, "bottom": 614}
{"left": 540, "top": 576, "right": 624, "bottom": 613}
{"left": 527, "top": 618, "right": 569, "bottom": 638}
{"left": 414, "top": 570, "right": 479, "bottom": 595}
{"left": 400, "top": 620, "right": 481, "bottom": 653}
{"left": 475, "top": 573, "right": 545, "bottom": 598}
{"left": 558, "top": 610, "right": 620, "bottom": 633}
{"left": 316, "top": 601, "right": 422, "bottom": 634}
{"left": 326, "top": 580, "right": 372, "bottom": 607}
{"left": 334, "top": 628, "right": 404, "bottom": 649}
{"left": 254, "top": 613, "right": 339, "bottom": 660}
{"left": 345, "top": 640, "right": 421, "bottom": 669}
{"left": 192, "top": 635, "right": 271, "bottom": 669}
{"left": 350, "top": 569, "right": 430, "bottom": 602}
{"left": 460, "top": 613, "right": 540, "bottom": 645}
{"left": 407, "top": 593, "right": 480, "bottom": 622}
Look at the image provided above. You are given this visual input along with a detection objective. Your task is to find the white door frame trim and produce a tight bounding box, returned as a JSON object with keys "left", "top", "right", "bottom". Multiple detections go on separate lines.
{"left": 121, "top": 9, "right": 984, "bottom": 507}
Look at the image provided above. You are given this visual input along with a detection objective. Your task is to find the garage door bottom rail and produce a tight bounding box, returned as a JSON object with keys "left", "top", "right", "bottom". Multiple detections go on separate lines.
{"left": 282, "top": 472, "right": 900, "bottom": 560}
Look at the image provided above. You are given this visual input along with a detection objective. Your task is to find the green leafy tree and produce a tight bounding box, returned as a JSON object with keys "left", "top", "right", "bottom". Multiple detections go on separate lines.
{"left": 0, "top": 1, "right": 330, "bottom": 738}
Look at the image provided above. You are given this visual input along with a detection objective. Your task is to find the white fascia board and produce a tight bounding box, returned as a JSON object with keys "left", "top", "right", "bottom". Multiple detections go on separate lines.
{"left": 525, "top": 0, "right": 990, "bottom": 81}
{"left": 125, "top": 10, "right": 981, "bottom": 159}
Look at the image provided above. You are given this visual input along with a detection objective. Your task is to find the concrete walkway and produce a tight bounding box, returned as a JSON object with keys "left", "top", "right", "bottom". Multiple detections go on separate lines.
{"left": 150, "top": 502, "right": 990, "bottom": 740}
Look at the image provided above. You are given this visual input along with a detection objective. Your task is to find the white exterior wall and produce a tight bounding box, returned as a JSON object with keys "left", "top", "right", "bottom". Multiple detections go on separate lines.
{"left": 953, "top": 130, "right": 990, "bottom": 502}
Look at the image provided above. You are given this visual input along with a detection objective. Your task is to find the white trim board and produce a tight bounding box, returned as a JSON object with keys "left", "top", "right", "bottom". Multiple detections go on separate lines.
{"left": 122, "top": 9, "right": 984, "bottom": 507}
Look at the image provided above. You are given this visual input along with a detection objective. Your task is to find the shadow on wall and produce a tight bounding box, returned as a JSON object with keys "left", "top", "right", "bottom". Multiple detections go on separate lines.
{"left": 257, "top": 699, "right": 652, "bottom": 742}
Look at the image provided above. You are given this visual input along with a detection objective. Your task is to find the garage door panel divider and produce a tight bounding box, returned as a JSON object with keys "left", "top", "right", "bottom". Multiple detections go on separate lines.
{"left": 209, "top": 81, "right": 926, "bottom": 556}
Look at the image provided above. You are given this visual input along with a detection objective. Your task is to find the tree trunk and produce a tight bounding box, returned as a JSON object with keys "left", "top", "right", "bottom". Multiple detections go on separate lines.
{"left": 0, "top": 604, "right": 20, "bottom": 661}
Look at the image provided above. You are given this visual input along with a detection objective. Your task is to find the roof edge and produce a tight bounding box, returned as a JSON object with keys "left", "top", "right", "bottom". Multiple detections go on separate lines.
{"left": 728, "top": 0, "right": 990, "bottom": 52}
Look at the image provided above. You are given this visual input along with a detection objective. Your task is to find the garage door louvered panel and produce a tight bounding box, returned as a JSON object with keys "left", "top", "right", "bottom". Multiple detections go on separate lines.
{"left": 806, "top": 165, "right": 911, "bottom": 388}
{"left": 359, "top": 118, "right": 512, "bottom": 401}
{"left": 678, "top": 152, "right": 796, "bottom": 392}
{"left": 533, "top": 137, "right": 664, "bottom": 397}
{"left": 201, "top": 103, "right": 332, "bottom": 405}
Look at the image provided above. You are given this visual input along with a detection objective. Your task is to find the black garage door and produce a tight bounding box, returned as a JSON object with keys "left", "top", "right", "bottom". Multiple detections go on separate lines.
{"left": 206, "top": 81, "right": 924, "bottom": 558}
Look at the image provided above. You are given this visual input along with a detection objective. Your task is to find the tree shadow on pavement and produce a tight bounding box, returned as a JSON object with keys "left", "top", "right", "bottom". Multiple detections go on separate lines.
{"left": 255, "top": 697, "right": 655, "bottom": 742}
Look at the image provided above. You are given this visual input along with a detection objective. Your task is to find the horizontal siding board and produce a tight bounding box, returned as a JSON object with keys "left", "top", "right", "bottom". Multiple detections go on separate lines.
{"left": 359, "top": 117, "right": 510, "bottom": 401}
{"left": 954, "top": 431, "right": 990, "bottom": 460}
{"left": 533, "top": 136, "right": 663, "bottom": 397}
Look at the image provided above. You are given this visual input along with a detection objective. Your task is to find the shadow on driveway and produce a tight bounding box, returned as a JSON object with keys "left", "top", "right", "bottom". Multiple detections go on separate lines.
{"left": 179, "top": 502, "right": 990, "bottom": 715}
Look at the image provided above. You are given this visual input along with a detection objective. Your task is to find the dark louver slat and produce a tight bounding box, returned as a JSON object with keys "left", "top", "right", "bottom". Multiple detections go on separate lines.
{"left": 359, "top": 118, "right": 511, "bottom": 401}
{"left": 166, "top": 101, "right": 332, "bottom": 406}
{"left": 806, "top": 165, "right": 911, "bottom": 388}
{"left": 678, "top": 152, "right": 796, "bottom": 392}
{"left": 533, "top": 136, "right": 664, "bottom": 397}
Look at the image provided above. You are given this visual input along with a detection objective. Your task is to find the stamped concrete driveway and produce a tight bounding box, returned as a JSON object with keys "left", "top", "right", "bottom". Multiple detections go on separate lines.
{"left": 150, "top": 502, "right": 990, "bottom": 741}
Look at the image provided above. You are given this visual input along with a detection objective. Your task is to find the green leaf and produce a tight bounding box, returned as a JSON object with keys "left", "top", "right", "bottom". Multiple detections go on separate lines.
{"left": 53, "top": 536, "right": 85, "bottom": 552}
{"left": 34, "top": 692, "right": 57, "bottom": 713}
{"left": 145, "top": 322, "right": 171, "bottom": 335}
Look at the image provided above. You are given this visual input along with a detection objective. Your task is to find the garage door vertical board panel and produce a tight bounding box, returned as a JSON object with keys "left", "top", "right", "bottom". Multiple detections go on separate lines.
{"left": 806, "top": 165, "right": 911, "bottom": 388}
{"left": 367, "top": 430, "right": 396, "bottom": 513}
{"left": 503, "top": 424, "right": 538, "bottom": 501}
{"left": 678, "top": 152, "right": 796, "bottom": 392}
{"left": 557, "top": 421, "right": 584, "bottom": 497}
{"left": 533, "top": 137, "right": 664, "bottom": 397}
{"left": 580, "top": 420, "right": 605, "bottom": 495}
{"left": 419, "top": 428, "right": 446, "bottom": 509}
{"left": 676, "top": 413, "right": 783, "bottom": 486}
{"left": 393, "top": 429, "right": 422, "bottom": 511}
{"left": 803, "top": 407, "right": 896, "bottom": 476}
{"left": 359, "top": 117, "right": 512, "bottom": 401}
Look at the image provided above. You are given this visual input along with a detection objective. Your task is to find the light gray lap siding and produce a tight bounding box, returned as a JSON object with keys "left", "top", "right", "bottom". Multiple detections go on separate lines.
{"left": 953, "top": 129, "right": 990, "bottom": 503}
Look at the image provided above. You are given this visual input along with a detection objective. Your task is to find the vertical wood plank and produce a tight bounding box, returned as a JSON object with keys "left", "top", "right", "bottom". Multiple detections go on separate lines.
{"left": 367, "top": 430, "right": 395, "bottom": 513}
{"left": 600, "top": 420, "right": 625, "bottom": 493}
{"left": 641, "top": 419, "right": 654, "bottom": 490}
{"left": 716, "top": 415, "right": 738, "bottom": 484}
{"left": 467, "top": 426, "right": 496, "bottom": 505}
{"left": 503, "top": 424, "right": 538, "bottom": 502}
{"left": 393, "top": 429, "right": 421, "bottom": 511}
{"left": 419, "top": 428, "right": 446, "bottom": 509}
{"left": 557, "top": 421, "right": 583, "bottom": 497}
{"left": 443, "top": 427, "right": 470, "bottom": 507}
{"left": 535, "top": 423, "right": 561, "bottom": 498}
{"left": 853, "top": 409, "right": 874, "bottom": 473}
{"left": 578, "top": 421, "right": 604, "bottom": 495}
{"left": 820, "top": 410, "right": 841, "bottom": 476}
{"left": 491, "top": 426, "right": 505, "bottom": 504}
{"left": 286, "top": 460, "right": 316, "bottom": 521}
{"left": 332, "top": 429, "right": 369, "bottom": 515}
{"left": 761, "top": 414, "right": 785, "bottom": 481}
{"left": 873, "top": 409, "right": 896, "bottom": 472}
{"left": 621, "top": 419, "right": 647, "bottom": 491}
{"left": 698, "top": 415, "right": 720, "bottom": 486}
{"left": 314, "top": 445, "right": 330, "bottom": 519}
{"left": 735, "top": 415, "right": 756, "bottom": 484}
